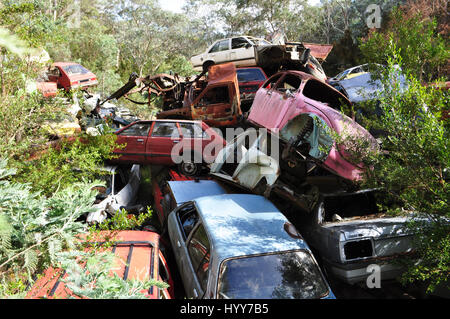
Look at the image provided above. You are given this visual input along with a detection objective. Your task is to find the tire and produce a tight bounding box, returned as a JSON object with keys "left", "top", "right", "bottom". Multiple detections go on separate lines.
{"left": 202, "top": 61, "right": 215, "bottom": 73}
{"left": 178, "top": 160, "right": 202, "bottom": 176}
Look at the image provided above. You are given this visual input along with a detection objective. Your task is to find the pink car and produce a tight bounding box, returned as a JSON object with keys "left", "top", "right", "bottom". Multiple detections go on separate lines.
{"left": 247, "top": 70, "right": 378, "bottom": 181}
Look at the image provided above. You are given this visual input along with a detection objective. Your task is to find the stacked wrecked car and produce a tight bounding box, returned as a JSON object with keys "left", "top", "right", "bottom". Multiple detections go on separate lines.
{"left": 29, "top": 35, "right": 423, "bottom": 299}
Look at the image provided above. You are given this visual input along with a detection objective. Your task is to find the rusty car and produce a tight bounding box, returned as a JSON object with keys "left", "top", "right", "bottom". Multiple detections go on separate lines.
{"left": 247, "top": 69, "right": 379, "bottom": 182}
{"left": 287, "top": 189, "right": 415, "bottom": 285}
{"left": 26, "top": 230, "right": 175, "bottom": 299}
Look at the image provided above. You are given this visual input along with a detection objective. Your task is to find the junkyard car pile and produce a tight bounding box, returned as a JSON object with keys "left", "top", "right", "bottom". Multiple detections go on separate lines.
{"left": 29, "top": 36, "right": 422, "bottom": 299}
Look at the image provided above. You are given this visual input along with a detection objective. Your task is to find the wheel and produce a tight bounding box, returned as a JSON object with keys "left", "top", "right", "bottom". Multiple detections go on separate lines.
{"left": 178, "top": 161, "right": 202, "bottom": 176}
{"left": 202, "top": 61, "right": 215, "bottom": 73}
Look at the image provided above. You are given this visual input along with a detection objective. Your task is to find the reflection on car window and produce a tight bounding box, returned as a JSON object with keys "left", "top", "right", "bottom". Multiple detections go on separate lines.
{"left": 188, "top": 224, "right": 210, "bottom": 291}
{"left": 177, "top": 203, "right": 199, "bottom": 239}
{"left": 217, "top": 251, "right": 329, "bottom": 299}
{"left": 151, "top": 122, "right": 180, "bottom": 138}
{"left": 179, "top": 123, "right": 204, "bottom": 138}
{"left": 62, "top": 64, "right": 90, "bottom": 75}
{"left": 210, "top": 40, "right": 229, "bottom": 53}
{"left": 236, "top": 68, "right": 266, "bottom": 82}
{"left": 119, "top": 122, "right": 152, "bottom": 136}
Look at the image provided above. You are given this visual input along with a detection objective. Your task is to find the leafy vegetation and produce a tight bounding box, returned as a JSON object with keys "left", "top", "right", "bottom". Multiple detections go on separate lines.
{"left": 0, "top": 0, "right": 448, "bottom": 297}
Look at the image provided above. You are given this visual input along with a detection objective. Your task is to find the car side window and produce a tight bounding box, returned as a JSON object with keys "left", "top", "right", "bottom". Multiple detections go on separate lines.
{"left": 179, "top": 123, "right": 204, "bottom": 138}
{"left": 159, "top": 252, "right": 170, "bottom": 284}
{"left": 197, "top": 86, "right": 230, "bottom": 107}
{"left": 218, "top": 39, "right": 230, "bottom": 51}
{"left": 177, "top": 203, "right": 199, "bottom": 240}
{"left": 151, "top": 122, "right": 180, "bottom": 138}
{"left": 263, "top": 74, "right": 282, "bottom": 89}
{"left": 276, "top": 74, "right": 302, "bottom": 93}
{"left": 188, "top": 223, "right": 210, "bottom": 291}
{"left": 232, "top": 37, "right": 249, "bottom": 49}
{"left": 118, "top": 122, "right": 152, "bottom": 136}
{"left": 48, "top": 67, "right": 61, "bottom": 77}
{"left": 209, "top": 41, "right": 221, "bottom": 53}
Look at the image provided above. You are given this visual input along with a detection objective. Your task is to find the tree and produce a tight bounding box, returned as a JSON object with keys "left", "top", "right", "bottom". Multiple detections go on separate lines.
{"left": 342, "top": 42, "right": 449, "bottom": 294}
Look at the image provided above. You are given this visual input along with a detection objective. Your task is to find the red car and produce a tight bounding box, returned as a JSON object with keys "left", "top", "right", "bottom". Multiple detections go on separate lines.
{"left": 111, "top": 119, "right": 227, "bottom": 176}
{"left": 236, "top": 66, "right": 267, "bottom": 110}
{"left": 39, "top": 62, "right": 98, "bottom": 97}
{"left": 26, "top": 230, "right": 175, "bottom": 299}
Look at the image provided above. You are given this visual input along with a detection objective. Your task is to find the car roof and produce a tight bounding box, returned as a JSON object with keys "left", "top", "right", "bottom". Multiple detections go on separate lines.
{"left": 52, "top": 62, "right": 81, "bottom": 67}
{"left": 168, "top": 180, "right": 227, "bottom": 206}
{"left": 193, "top": 194, "right": 309, "bottom": 260}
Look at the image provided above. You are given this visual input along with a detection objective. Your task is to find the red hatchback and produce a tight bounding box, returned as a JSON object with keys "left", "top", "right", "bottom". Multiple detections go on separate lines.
{"left": 47, "top": 62, "right": 98, "bottom": 91}
{"left": 112, "top": 119, "right": 227, "bottom": 176}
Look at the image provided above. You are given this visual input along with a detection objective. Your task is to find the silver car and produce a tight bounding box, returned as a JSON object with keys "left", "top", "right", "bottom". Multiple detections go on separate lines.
{"left": 292, "top": 189, "right": 415, "bottom": 284}
{"left": 167, "top": 193, "right": 335, "bottom": 299}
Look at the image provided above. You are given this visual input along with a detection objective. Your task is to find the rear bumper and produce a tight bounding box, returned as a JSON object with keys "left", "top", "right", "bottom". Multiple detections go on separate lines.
{"left": 323, "top": 258, "right": 405, "bottom": 285}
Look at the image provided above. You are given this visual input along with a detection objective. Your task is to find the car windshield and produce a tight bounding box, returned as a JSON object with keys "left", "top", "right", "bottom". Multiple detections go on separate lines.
{"left": 237, "top": 68, "right": 266, "bottom": 82}
{"left": 217, "top": 251, "right": 329, "bottom": 299}
{"left": 62, "top": 64, "right": 90, "bottom": 75}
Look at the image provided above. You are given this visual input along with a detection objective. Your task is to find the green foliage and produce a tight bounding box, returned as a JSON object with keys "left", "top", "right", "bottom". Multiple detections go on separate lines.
{"left": 0, "top": 159, "right": 96, "bottom": 296}
{"left": 10, "top": 133, "right": 119, "bottom": 196}
{"left": 345, "top": 41, "right": 450, "bottom": 293}
{"left": 57, "top": 249, "right": 168, "bottom": 299}
{"left": 360, "top": 7, "right": 449, "bottom": 82}
{"left": 89, "top": 207, "right": 153, "bottom": 232}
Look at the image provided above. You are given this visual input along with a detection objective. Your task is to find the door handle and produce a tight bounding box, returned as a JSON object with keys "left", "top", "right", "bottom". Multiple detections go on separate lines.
{"left": 173, "top": 140, "right": 180, "bottom": 143}
{"left": 177, "top": 240, "right": 181, "bottom": 248}
{"left": 267, "top": 91, "right": 272, "bottom": 96}
{"left": 137, "top": 139, "right": 144, "bottom": 142}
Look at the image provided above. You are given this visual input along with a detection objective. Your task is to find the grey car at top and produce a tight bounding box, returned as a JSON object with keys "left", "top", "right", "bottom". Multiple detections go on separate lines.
{"left": 167, "top": 193, "right": 335, "bottom": 299}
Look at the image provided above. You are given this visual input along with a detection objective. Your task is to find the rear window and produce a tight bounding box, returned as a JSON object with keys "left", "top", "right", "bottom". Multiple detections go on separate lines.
{"left": 217, "top": 251, "right": 328, "bottom": 299}
{"left": 62, "top": 64, "right": 90, "bottom": 75}
{"left": 237, "top": 68, "right": 266, "bottom": 82}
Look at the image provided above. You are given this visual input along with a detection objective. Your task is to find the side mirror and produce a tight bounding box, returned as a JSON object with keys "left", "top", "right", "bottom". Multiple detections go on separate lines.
{"left": 245, "top": 43, "right": 252, "bottom": 49}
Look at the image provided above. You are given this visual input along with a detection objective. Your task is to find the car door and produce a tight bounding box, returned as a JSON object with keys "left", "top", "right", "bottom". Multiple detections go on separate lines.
{"left": 146, "top": 121, "right": 182, "bottom": 165}
{"left": 207, "top": 39, "right": 230, "bottom": 64}
{"left": 271, "top": 73, "right": 304, "bottom": 130}
{"left": 230, "top": 37, "right": 254, "bottom": 65}
{"left": 191, "top": 84, "right": 234, "bottom": 122}
{"left": 247, "top": 73, "right": 284, "bottom": 131}
{"left": 167, "top": 202, "right": 206, "bottom": 298}
{"left": 177, "top": 121, "right": 206, "bottom": 163}
{"left": 114, "top": 121, "right": 153, "bottom": 164}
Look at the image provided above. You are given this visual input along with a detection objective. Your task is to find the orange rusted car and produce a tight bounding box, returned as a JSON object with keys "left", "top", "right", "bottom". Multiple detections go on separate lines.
{"left": 26, "top": 230, "right": 174, "bottom": 299}
{"left": 156, "top": 63, "right": 242, "bottom": 127}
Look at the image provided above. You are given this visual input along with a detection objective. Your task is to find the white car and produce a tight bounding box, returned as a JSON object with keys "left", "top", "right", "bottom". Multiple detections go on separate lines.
{"left": 190, "top": 36, "right": 271, "bottom": 72}
{"left": 87, "top": 164, "right": 141, "bottom": 224}
{"left": 190, "top": 35, "right": 327, "bottom": 81}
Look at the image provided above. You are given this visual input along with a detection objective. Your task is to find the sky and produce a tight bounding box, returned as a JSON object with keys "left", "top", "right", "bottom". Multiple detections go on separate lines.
{"left": 159, "top": 0, "right": 322, "bottom": 14}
